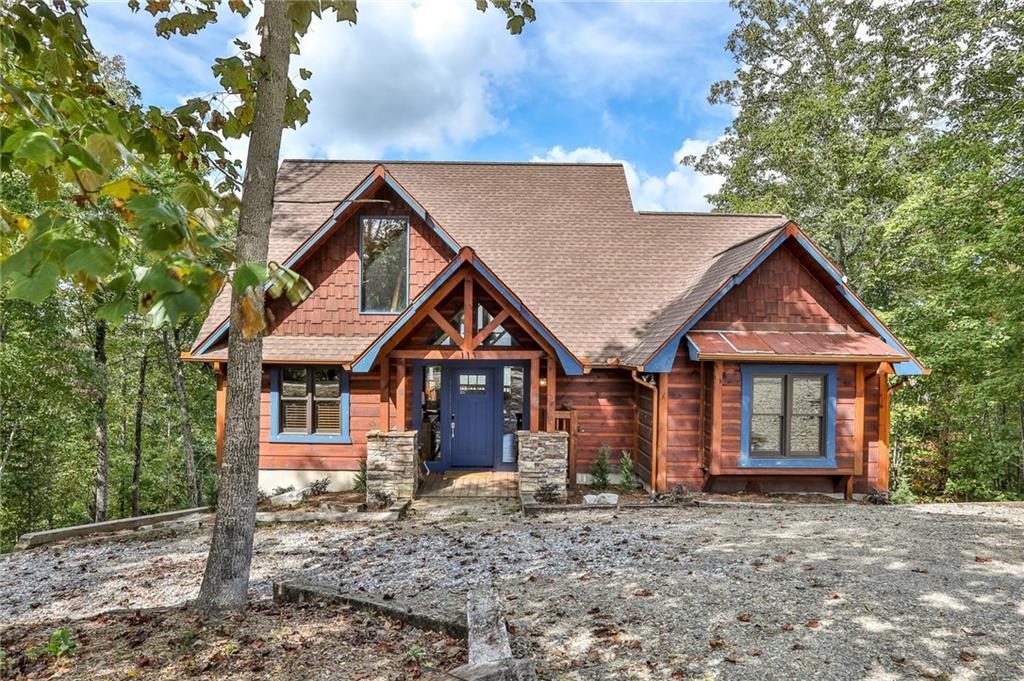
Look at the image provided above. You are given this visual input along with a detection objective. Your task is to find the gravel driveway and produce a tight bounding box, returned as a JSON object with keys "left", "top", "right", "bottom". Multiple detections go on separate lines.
{"left": 2, "top": 501, "right": 1022, "bottom": 680}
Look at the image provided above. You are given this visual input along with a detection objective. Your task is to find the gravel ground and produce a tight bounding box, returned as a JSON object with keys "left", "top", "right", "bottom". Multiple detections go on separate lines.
{"left": 2, "top": 500, "right": 1022, "bottom": 680}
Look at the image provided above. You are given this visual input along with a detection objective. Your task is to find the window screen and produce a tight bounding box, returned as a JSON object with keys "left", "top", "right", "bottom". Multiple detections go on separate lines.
{"left": 360, "top": 217, "right": 408, "bottom": 312}
{"left": 277, "top": 366, "right": 345, "bottom": 436}
{"left": 747, "top": 372, "right": 826, "bottom": 458}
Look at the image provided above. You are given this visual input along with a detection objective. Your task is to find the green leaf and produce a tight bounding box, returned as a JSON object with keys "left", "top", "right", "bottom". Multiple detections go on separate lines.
{"left": 7, "top": 260, "right": 60, "bottom": 304}
{"left": 85, "top": 132, "right": 126, "bottom": 169}
{"left": 231, "top": 261, "right": 269, "bottom": 294}
{"left": 65, "top": 244, "right": 116, "bottom": 278}
{"left": 125, "top": 194, "right": 185, "bottom": 225}
{"left": 96, "top": 293, "right": 134, "bottom": 323}
{"left": 171, "top": 181, "right": 211, "bottom": 210}
{"left": 11, "top": 131, "right": 62, "bottom": 166}
{"left": 138, "top": 265, "right": 184, "bottom": 296}
{"left": 147, "top": 289, "right": 201, "bottom": 327}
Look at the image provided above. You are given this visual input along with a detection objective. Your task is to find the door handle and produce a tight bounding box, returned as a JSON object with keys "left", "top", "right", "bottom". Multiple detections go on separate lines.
{"left": 450, "top": 414, "right": 456, "bottom": 439}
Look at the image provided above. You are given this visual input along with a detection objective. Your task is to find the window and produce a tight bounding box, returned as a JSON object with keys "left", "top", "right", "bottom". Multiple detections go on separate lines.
{"left": 360, "top": 216, "right": 408, "bottom": 313}
{"left": 272, "top": 366, "right": 350, "bottom": 443}
{"left": 428, "top": 304, "right": 519, "bottom": 347}
{"left": 458, "top": 373, "right": 488, "bottom": 394}
{"left": 741, "top": 366, "right": 836, "bottom": 467}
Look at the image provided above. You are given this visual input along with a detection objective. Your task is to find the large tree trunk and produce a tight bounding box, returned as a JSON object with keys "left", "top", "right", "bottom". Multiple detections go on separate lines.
{"left": 195, "top": 0, "right": 291, "bottom": 612}
{"left": 92, "top": 319, "right": 109, "bottom": 523}
{"left": 163, "top": 327, "right": 199, "bottom": 506}
{"left": 131, "top": 350, "right": 148, "bottom": 517}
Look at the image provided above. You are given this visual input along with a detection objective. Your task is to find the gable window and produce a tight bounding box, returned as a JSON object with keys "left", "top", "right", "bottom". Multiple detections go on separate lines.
{"left": 360, "top": 216, "right": 408, "bottom": 313}
{"left": 271, "top": 366, "right": 351, "bottom": 443}
{"left": 740, "top": 365, "right": 836, "bottom": 467}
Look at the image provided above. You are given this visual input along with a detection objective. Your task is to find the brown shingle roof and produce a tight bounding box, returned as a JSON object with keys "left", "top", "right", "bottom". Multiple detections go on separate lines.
{"left": 192, "top": 160, "right": 787, "bottom": 366}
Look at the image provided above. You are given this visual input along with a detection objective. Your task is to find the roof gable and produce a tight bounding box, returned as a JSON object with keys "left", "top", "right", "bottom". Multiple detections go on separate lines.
{"left": 636, "top": 224, "right": 926, "bottom": 375}
{"left": 351, "top": 248, "right": 585, "bottom": 375}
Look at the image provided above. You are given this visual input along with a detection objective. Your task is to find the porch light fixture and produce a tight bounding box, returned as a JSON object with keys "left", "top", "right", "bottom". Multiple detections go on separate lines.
{"left": 538, "top": 376, "right": 548, "bottom": 387}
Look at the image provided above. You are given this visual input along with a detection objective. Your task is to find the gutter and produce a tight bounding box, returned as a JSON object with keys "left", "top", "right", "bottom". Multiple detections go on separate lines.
{"left": 631, "top": 369, "right": 658, "bottom": 498}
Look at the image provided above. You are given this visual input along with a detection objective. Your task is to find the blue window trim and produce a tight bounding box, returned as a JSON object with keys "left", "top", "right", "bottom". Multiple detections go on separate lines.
{"left": 740, "top": 364, "right": 837, "bottom": 469}
{"left": 358, "top": 215, "right": 410, "bottom": 315}
{"left": 269, "top": 366, "right": 352, "bottom": 444}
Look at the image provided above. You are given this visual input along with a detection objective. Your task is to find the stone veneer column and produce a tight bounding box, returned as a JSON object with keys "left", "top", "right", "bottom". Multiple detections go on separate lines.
{"left": 365, "top": 431, "right": 418, "bottom": 500}
{"left": 516, "top": 431, "right": 568, "bottom": 501}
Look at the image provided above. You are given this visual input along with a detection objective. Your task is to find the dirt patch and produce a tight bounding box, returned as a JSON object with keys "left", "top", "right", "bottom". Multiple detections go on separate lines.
{"left": 1, "top": 599, "right": 465, "bottom": 680}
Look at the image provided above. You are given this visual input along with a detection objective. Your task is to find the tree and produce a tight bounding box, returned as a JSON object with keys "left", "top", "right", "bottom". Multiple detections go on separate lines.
{"left": 3, "top": 0, "right": 537, "bottom": 606}
{"left": 163, "top": 326, "right": 200, "bottom": 506}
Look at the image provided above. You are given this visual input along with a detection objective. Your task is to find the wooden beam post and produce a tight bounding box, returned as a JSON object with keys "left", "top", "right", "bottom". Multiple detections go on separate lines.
{"left": 657, "top": 371, "right": 669, "bottom": 492}
{"left": 545, "top": 357, "right": 557, "bottom": 432}
{"left": 854, "top": 364, "right": 865, "bottom": 478}
{"left": 215, "top": 362, "right": 226, "bottom": 468}
{"left": 395, "top": 360, "right": 407, "bottom": 431}
{"left": 878, "top": 367, "right": 891, "bottom": 492}
{"left": 379, "top": 358, "right": 390, "bottom": 432}
{"left": 530, "top": 356, "right": 540, "bottom": 432}
{"left": 462, "top": 276, "right": 474, "bottom": 352}
{"left": 710, "top": 362, "right": 723, "bottom": 477}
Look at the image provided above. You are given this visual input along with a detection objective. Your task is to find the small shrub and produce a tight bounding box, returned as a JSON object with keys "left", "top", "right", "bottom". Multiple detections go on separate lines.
{"left": 534, "top": 482, "right": 562, "bottom": 503}
{"left": 47, "top": 628, "right": 77, "bottom": 658}
{"left": 618, "top": 450, "right": 637, "bottom": 494}
{"left": 589, "top": 445, "right": 611, "bottom": 490}
{"left": 366, "top": 490, "right": 394, "bottom": 510}
{"left": 890, "top": 478, "right": 918, "bottom": 505}
{"left": 271, "top": 485, "right": 295, "bottom": 496}
{"left": 302, "top": 477, "right": 330, "bottom": 499}
{"left": 665, "top": 484, "right": 694, "bottom": 504}
{"left": 354, "top": 460, "right": 368, "bottom": 493}
{"left": 404, "top": 644, "right": 427, "bottom": 662}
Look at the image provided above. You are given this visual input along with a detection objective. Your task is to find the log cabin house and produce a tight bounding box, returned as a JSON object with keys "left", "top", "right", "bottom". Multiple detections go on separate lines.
{"left": 187, "top": 160, "right": 925, "bottom": 499}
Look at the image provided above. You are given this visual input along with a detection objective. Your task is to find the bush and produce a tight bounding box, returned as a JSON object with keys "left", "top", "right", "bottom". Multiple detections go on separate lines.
{"left": 47, "top": 628, "right": 77, "bottom": 658}
{"left": 590, "top": 445, "right": 611, "bottom": 490}
{"left": 618, "top": 450, "right": 637, "bottom": 493}
{"left": 271, "top": 485, "right": 295, "bottom": 497}
{"left": 891, "top": 477, "right": 918, "bottom": 505}
{"left": 302, "top": 477, "right": 330, "bottom": 499}
{"left": 354, "top": 459, "right": 368, "bottom": 493}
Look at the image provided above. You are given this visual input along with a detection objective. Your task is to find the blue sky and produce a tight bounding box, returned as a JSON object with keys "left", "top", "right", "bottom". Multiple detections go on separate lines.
{"left": 85, "top": 1, "right": 740, "bottom": 210}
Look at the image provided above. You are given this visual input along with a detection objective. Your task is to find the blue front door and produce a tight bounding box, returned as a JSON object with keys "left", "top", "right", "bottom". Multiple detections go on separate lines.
{"left": 448, "top": 367, "right": 497, "bottom": 468}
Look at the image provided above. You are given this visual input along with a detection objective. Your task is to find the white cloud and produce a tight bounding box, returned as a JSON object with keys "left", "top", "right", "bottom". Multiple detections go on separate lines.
{"left": 531, "top": 140, "right": 724, "bottom": 212}
{"left": 270, "top": 2, "right": 526, "bottom": 159}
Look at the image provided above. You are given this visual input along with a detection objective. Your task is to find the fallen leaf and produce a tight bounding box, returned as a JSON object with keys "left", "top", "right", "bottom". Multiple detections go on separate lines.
{"left": 633, "top": 589, "right": 653, "bottom": 597}
{"left": 773, "top": 555, "right": 787, "bottom": 563}
{"left": 792, "top": 643, "right": 805, "bottom": 650}
{"left": 782, "top": 623, "right": 795, "bottom": 631}
{"left": 806, "top": 620, "right": 820, "bottom": 629}
{"left": 959, "top": 650, "right": 977, "bottom": 662}
{"left": 974, "top": 556, "right": 992, "bottom": 563}
{"left": 828, "top": 592, "right": 841, "bottom": 599}
{"left": 737, "top": 613, "right": 752, "bottom": 623}
{"left": 709, "top": 638, "right": 726, "bottom": 648}
{"left": 911, "top": 567, "right": 929, "bottom": 574}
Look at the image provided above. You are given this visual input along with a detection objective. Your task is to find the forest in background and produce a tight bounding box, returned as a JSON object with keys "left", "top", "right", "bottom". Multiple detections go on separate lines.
{"left": 1, "top": 0, "right": 1022, "bottom": 550}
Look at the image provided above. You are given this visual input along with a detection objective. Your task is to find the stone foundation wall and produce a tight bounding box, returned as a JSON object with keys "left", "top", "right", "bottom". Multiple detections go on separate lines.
{"left": 366, "top": 431, "right": 418, "bottom": 500}
{"left": 517, "top": 431, "right": 568, "bottom": 501}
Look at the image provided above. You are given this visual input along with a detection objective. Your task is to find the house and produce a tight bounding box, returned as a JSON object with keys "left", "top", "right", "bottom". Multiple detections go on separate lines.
{"left": 186, "top": 160, "right": 925, "bottom": 500}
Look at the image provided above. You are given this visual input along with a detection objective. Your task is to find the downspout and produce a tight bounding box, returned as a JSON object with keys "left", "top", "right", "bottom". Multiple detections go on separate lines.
{"left": 631, "top": 369, "right": 658, "bottom": 500}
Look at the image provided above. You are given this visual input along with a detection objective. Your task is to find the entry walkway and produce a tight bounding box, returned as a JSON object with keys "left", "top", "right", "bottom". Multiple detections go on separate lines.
{"left": 417, "top": 471, "right": 518, "bottom": 498}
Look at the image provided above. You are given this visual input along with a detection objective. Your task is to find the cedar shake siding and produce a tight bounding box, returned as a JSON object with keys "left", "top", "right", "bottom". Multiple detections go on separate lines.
{"left": 694, "top": 243, "right": 865, "bottom": 333}
{"left": 266, "top": 184, "right": 454, "bottom": 339}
